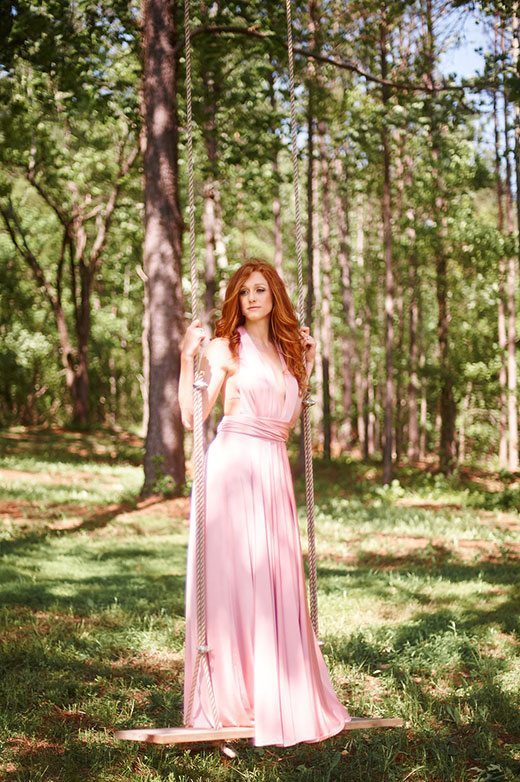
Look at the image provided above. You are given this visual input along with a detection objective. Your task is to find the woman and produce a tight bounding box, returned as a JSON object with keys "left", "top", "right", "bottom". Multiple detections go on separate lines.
{"left": 179, "top": 259, "right": 349, "bottom": 747}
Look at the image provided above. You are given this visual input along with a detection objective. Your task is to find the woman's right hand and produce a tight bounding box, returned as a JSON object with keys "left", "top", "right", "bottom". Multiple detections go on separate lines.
{"left": 181, "top": 319, "right": 206, "bottom": 358}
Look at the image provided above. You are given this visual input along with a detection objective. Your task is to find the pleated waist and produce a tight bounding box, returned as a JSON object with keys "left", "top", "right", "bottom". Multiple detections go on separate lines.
{"left": 217, "top": 414, "right": 290, "bottom": 443}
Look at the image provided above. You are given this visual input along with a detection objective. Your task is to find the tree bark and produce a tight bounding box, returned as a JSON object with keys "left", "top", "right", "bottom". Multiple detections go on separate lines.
{"left": 493, "top": 29, "right": 509, "bottom": 469}
{"left": 425, "top": 0, "right": 456, "bottom": 474}
{"left": 268, "top": 71, "right": 283, "bottom": 274}
{"left": 501, "top": 28, "right": 519, "bottom": 472}
{"left": 333, "top": 156, "right": 357, "bottom": 451}
{"left": 407, "top": 240, "right": 420, "bottom": 463}
{"left": 317, "top": 120, "right": 333, "bottom": 460}
{"left": 380, "top": 13, "right": 395, "bottom": 484}
{"left": 142, "top": 0, "right": 185, "bottom": 494}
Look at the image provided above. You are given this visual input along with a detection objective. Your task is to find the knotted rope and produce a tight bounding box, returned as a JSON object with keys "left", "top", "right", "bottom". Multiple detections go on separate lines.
{"left": 183, "top": 0, "right": 221, "bottom": 730}
{"left": 284, "top": 0, "right": 319, "bottom": 638}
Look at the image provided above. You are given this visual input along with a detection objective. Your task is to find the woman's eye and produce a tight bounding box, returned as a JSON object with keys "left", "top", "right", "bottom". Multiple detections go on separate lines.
{"left": 256, "top": 288, "right": 265, "bottom": 293}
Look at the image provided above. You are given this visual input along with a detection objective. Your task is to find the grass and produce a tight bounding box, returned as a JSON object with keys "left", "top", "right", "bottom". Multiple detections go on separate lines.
{"left": 0, "top": 428, "right": 519, "bottom": 782}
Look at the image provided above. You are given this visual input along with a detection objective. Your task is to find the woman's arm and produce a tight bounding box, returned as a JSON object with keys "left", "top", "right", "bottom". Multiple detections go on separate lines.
{"left": 179, "top": 323, "right": 230, "bottom": 430}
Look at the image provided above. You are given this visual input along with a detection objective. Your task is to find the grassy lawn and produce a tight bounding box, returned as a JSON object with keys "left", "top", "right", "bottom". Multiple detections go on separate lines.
{"left": 0, "top": 428, "right": 519, "bottom": 782}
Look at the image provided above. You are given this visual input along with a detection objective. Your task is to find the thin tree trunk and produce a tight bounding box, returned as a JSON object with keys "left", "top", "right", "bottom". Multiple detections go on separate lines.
{"left": 458, "top": 382, "right": 471, "bottom": 465}
{"left": 142, "top": 0, "right": 185, "bottom": 494}
{"left": 407, "top": 243, "right": 420, "bottom": 463}
{"left": 380, "top": 14, "right": 395, "bottom": 484}
{"left": 268, "top": 71, "right": 283, "bottom": 274}
{"left": 419, "top": 347, "right": 427, "bottom": 461}
{"left": 394, "top": 286, "right": 405, "bottom": 464}
{"left": 137, "top": 264, "right": 150, "bottom": 438}
{"left": 272, "top": 157, "right": 283, "bottom": 274}
{"left": 404, "top": 144, "right": 420, "bottom": 463}
{"left": 355, "top": 211, "right": 367, "bottom": 453}
{"left": 425, "top": 0, "right": 456, "bottom": 474}
{"left": 312, "top": 146, "right": 324, "bottom": 453}
{"left": 493, "top": 36, "right": 508, "bottom": 468}
{"left": 297, "top": 83, "right": 316, "bottom": 475}
{"left": 513, "top": 4, "right": 520, "bottom": 256}
{"left": 318, "top": 120, "right": 333, "bottom": 461}
{"left": 502, "top": 34, "right": 519, "bottom": 472}
{"left": 334, "top": 157, "right": 356, "bottom": 451}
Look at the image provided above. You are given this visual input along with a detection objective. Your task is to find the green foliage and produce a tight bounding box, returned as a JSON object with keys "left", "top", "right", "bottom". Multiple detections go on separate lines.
{"left": 0, "top": 0, "right": 517, "bottom": 465}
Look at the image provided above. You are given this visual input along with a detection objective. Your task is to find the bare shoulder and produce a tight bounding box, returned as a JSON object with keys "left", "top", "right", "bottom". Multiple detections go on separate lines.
{"left": 203, "top": 337, "right": 234, "bottom": 370}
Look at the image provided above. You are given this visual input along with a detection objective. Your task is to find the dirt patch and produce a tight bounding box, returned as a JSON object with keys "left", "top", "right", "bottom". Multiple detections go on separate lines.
{"left": 0, "top": 499, "right": 33, "bottom": 518}
{"left": 322, "top": 532, "right": 520, "bottom": 569}
{"left": 110, "top": 649, "right": 184, "bottom": 683}
{"left": 395, "top": 498, "right": 463, "bottom": 511}
{"left": 6, "top": 736, "right": 65, "bottom": 756}
{"left": 477, "top": 510, "right": 520, "bottom": 532}
{"left": 1, "top": 609, "right": 126, "bottom": 645}
{"left": 0, "top": 467, "right": 126, "bottom": 486}
{"left": 0, "top": 492, "right": 190, "bottom": 535}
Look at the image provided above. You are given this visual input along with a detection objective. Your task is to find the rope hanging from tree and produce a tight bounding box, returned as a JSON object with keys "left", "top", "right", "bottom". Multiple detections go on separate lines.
{"left": 284, "top": 0, "right": 319, "bottom": 638}
{"left": 183, "top": 0, "right": 221, "bottom": 730}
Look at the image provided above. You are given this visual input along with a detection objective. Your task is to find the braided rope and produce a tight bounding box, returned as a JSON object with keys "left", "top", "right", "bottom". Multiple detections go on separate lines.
{"left": 183, "top": 0, "right": 221, "bottom": 730}
{"left": 284, "top": 0, "right": 319, "bottom": 638}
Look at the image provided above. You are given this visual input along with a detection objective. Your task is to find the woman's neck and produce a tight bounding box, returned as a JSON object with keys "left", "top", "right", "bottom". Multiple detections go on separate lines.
{"left": 244, "top": 320, "right": 271, "bottom": 347}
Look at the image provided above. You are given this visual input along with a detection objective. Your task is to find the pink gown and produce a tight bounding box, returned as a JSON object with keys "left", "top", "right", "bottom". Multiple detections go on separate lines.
{"left": 183, "top": 325, "right": 350, "bottom": 746}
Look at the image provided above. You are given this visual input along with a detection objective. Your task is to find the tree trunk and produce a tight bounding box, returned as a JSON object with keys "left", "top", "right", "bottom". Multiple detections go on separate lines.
{"left": 419, "top": 347, "right": 427, "bottom": 460}
{"left": 137, "top": 264, "right": 150, "bottom": 437}
{"left": 394, "top": 286, "right": 405, "bottom": 464}
{"left": 318, "top": 120, "right": 333, "bottom": 460}
{"left": 407, "top": 243, "right": 420, "bottom": 463}
{"left": 142, "top": 0, "right": 185, "bottom": 494}
{"left": 268, "top": 71, "right": 283, "bottom": 274}
{"left": 502, "top": 36, "right": 519, "bottom": 472}
{"left": 513, "top": 4, "right": 520, "bottom": 269}
{"left": 355, "top": 212, "right": 367, "bottom": 453}
{"left": 493, "top": 38, "right": 509, "bottom": 468}
{"left": 298, "top": 55, "right": 316, "bottom": 475}
{"left": 425, "top": 0, "right": 456, "bottom": 474}
{"left": 311, "top": 144, "right": 324, "bottom": 454}
{"left": 333, "top": 157, "right": 356, "bottom": 452}
{"left": 380, "top": 15, "right": 395, "bottom": 484}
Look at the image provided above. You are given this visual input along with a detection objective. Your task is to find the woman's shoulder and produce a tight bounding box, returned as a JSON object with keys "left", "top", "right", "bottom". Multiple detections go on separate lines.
{"left": 203, "top": 336, "right": 236, "bottom": 369}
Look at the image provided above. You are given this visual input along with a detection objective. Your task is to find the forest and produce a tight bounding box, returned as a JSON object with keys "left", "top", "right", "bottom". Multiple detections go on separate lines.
{"left": 1, "top": 0, "right": 519, "bottom": 492}
{"left": 0, "top": 3, "right": 519, "bottom": 781}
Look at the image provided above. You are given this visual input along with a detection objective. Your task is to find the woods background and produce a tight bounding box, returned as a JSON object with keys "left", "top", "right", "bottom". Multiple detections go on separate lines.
{"left": 1, "top": 0, "right": 519, "bottom": 492}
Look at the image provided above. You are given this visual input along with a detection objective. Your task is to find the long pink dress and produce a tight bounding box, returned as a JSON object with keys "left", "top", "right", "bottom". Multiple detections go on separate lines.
{"left": 183, "top": 325, "right": 349, "bottom": 746}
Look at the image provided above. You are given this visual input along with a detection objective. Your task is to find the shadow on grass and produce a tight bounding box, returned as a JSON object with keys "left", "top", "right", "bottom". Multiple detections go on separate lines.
{"left": 0, "top": 428, "right": 143, "bottom": 467}
{"left": 0, "top": 495, "right": 179, "bottom": 557}
{"left": 0, "top": 571, "right": 187, "bottom": 617}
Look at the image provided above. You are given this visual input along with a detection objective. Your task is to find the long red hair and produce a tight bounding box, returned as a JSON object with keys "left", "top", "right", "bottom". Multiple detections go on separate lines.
{"left": 214, "top": 259, "right": 307, "bottom": 394}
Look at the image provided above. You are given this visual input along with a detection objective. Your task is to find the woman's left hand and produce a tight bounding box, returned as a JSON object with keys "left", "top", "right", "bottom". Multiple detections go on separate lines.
{"left": 300, "top": 326, "right": 316, "bottom": 368}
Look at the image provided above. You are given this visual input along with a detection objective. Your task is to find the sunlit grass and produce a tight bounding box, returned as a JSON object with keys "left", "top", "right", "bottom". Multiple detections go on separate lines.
{"left": 0, "top": 428, "right": 518, "bottom": 781}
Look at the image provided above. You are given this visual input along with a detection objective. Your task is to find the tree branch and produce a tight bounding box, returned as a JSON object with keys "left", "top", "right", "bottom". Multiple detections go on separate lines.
{"left": 26, "top": 166, "right": 70, "bottom": 230}
{"left": 0, "top": 199, "right": 58, "bottom": 310}
{"left": 179, "top": 24, "right": 496, "bottom": 94}
{"left": 89, "top": 141, "right": 140, "bottom": 275}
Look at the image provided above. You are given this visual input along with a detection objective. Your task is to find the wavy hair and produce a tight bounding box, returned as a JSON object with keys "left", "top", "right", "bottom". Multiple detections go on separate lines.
{"left": 214, "top": 259, "right": 307, "bottom": 394}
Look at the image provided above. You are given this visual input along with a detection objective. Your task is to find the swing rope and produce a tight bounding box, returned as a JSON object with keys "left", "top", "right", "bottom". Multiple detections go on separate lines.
{"left": 183, "top": 0, "right": 320, "bottom": 727}
{"left": 284, "top": 0, "right": 319, "bottom": 638}
{"left": 183, "top": 0, "right": 221, "bottom": 730}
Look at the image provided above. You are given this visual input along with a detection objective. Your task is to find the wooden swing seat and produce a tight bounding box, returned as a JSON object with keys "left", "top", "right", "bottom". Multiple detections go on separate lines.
{"left": 114, "top": 716, "right": 404, "bottom": 745}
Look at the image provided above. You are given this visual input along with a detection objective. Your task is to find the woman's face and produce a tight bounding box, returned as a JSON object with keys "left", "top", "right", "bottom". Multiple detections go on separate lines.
{"left": 239, "top": 271, "right": 273, "bottom": 323}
